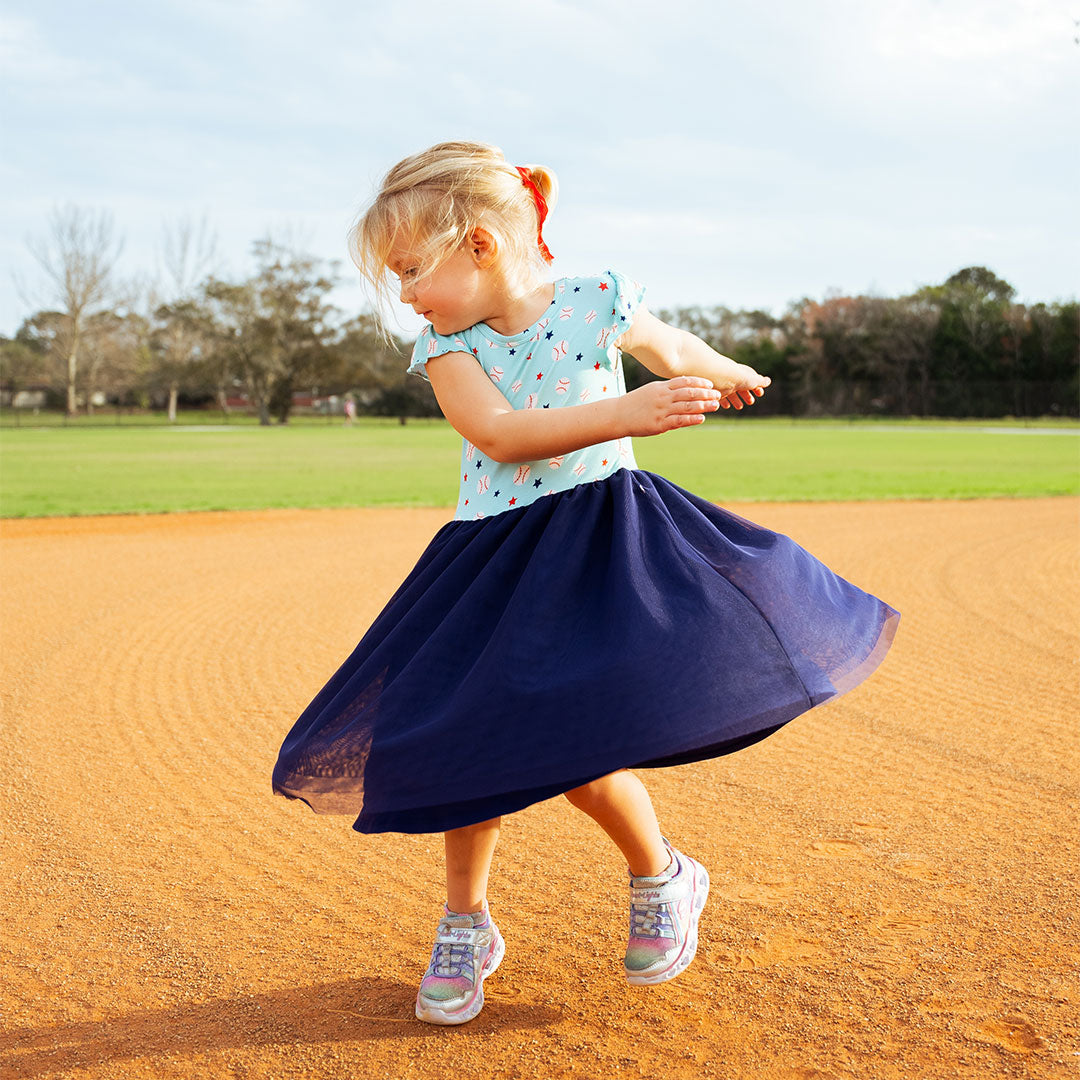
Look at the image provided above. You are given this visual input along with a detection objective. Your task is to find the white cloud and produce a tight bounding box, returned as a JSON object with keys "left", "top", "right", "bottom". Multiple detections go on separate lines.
{"left": 766, "top": 0, "right": 1078, "bottom": 129}
{"left": 0, "top": 0, "right": 1075, "bottom": 334}
{"left": 871, "top": 0, "right": 1068, "bottom": 63}
{"left": 0, "top": 12, "right": 96, "bottom": 85}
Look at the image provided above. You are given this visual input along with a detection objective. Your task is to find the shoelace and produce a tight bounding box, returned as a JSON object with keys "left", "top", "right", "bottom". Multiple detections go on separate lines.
{"left": 428, "top": 932, "right": 480, "bottom": 979}
{"left": 630, "top": 903, "right": 674, "bottom": 939}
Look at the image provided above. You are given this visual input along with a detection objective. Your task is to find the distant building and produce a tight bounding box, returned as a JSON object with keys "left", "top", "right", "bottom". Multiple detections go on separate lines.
{"left": 1, "top": 386, "right": 49, "bottom": 408}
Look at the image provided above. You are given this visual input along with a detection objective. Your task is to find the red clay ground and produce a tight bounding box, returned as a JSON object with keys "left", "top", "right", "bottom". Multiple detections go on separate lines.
{"left": 1, "top": 499, "right": 1077, "bottom": 1080}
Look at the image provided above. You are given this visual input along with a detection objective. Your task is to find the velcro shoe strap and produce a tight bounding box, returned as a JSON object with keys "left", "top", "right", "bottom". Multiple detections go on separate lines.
{"left": 630, "top": 878, "right": 687, "bottom": 905}
{"left": 435, "top": 926, "right": 493, "bottom": 948}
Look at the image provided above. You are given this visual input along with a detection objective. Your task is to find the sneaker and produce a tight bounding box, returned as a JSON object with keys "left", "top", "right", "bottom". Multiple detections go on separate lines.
{"left": 624, "top": 843, "right": 710, "bottom": 985}
{"left": 415, "top": 905, "right": 505, "bottom": 1025}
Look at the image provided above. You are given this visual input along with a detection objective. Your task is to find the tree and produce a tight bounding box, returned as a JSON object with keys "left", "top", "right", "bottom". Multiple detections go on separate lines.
{"left": 154, "top": 216, "right": 218, "bottom": 421}
{"left": 26, "top": 206, "right": 123, "bottom": 415}
{"left": 794, "top": 295, "right": 872, "bottom": 414}
{"left": 6, "top": 311, "right": 67, "bottom": 402}
{"left": 884, "top": 294, "right": 939, "bottom": 416}
{"left": 203, "top": 239, "right": 339, "bottom": 425}
{"left": 916, "top": 267, "right": 1017, "bottom": 414}
{"left": 1015, "top": 301, "right": 1080, "bottom": 414}
{"left": 202, "top": 278, "right": 265, "bottom": 419}
{"left": 0, "top": 326, "right": 52, "bottom": 408}
{"left": 329, "top": 313, "right": 440, "bottom": 420}
{"left": 80, "top": 309, "right": 150, "bottom": 410}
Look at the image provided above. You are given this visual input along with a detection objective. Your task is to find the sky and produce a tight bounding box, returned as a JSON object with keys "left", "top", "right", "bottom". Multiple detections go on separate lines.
{"left": 1, "top": 0, "right": 1077, "bottom": 339}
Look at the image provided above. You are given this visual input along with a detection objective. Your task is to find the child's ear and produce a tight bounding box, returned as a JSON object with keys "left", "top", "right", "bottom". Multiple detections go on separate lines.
{"left": 469, "top": 227, "right": 498, "bottom": 268}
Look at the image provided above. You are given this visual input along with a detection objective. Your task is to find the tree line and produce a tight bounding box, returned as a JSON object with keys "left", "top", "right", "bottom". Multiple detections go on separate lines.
{"left": 650, "top": 266, "right": 1077, "bottom": 419}
{"left": 2, "top": 207, "right": 1076, "bottom": 422}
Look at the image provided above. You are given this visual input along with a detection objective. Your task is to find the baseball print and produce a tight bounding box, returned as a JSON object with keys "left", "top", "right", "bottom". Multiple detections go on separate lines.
{"left": 421, "top": 272, "right": 644, "bottom": 521}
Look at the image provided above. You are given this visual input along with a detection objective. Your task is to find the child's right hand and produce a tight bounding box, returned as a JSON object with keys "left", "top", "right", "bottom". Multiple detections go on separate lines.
{"left": 618, "top": 376, "right": 723, "bottom": 436}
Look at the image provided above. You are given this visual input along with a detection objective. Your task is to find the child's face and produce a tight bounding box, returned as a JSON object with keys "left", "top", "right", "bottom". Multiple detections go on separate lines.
{"left": 389, "top": 243, "right": 494, "bottom": 337}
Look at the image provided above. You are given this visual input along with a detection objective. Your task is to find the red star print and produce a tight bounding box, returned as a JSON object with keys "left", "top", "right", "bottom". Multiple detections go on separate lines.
{"left": 598, "top": 282, "right": 609, "bottom": 291}
{"left": 536, "top": 372, "right": 543, "bottom": 380}
{"left": 464, "top": 498, "right": 469, "bottom": 505}
{"left": 508, "top": 496, "right": 517, "bottom": 506}
{"left": 472, "top": 348, "right": 478, "bottom": 355}
{"left": 463, "top": 474, "right": 468, "bottom": 481}
{"left": 602, "top": 385, "right": 608, "bottom": 392}
{"left": 601, "top": 459, "right": 608, "bottom": 466}
{"left": 593, "top": 362, "right": 601, "bottom": 371}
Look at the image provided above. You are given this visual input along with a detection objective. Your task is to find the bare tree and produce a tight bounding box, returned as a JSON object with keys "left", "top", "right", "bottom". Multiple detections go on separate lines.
{"left": 155, "top": 215, "right": 218, "bottom": 420}
{"left": 26, "top": 206, "right": 123, "bottom": 415}
{"left": 81, "top": 309, "right": 150, "bottom": 411}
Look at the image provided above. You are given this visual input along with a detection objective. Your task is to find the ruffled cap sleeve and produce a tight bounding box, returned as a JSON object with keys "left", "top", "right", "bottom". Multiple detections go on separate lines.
{"left": 597, "top": 269, "right": 646, "bottom": 370}
{"left": 407, "top": 325, "right": 475, "bottom": 381}
{"left": 605, "top": 269, "right": 646, "bottom": 328}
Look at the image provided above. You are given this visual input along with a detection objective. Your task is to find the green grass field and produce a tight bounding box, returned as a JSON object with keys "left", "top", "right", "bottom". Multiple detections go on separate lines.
{"left": 1, "top": 417, "right": 1077, "bottom": 517}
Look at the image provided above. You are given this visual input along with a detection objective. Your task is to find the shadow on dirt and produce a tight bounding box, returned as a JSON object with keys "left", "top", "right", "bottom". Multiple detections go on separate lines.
{"left": 4, "top": 976, "right": 561, "bottom": 1076}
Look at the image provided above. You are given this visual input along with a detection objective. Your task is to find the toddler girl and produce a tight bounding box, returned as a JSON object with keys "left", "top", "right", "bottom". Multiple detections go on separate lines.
{"left": 272, "top": 141, "right": 898, "bottom": 1025}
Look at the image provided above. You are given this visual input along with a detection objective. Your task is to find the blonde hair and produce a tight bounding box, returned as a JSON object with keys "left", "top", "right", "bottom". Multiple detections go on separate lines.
{"left": 348, "top": 141, "right": 559, "bottom": 314}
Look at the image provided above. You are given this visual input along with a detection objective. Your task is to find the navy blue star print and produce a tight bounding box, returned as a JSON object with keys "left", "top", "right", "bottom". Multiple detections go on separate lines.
{"left": 533, "top": 478, "right": 543, "bottom": 488}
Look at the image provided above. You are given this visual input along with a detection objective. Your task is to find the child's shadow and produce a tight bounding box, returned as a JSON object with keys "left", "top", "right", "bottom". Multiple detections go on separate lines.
{"left": 5, "top": 977, "right": 558, "bottom": 1077}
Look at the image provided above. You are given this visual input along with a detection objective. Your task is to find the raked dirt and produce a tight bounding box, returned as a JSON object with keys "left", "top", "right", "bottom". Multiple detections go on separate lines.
{"left": 1, "top": 499, "right": 1077, "bottom": 1080}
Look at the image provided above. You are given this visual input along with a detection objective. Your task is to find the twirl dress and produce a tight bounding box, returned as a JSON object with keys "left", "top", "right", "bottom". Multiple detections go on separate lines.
{"left": 272, "top": 271, "right": 899, "bottom": 834}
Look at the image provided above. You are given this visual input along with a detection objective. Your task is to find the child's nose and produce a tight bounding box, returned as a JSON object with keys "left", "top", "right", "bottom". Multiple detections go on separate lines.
{"left": 399, "top": 279, "right": 415, "bottom": 303}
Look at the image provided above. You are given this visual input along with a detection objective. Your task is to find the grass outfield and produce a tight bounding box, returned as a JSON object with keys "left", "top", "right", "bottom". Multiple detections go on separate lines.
{"left": 1, "top": 417, "right": 1077, "bottom": 517}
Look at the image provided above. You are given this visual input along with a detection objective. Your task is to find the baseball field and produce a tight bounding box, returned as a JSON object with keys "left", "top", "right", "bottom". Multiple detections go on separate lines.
{"left": 1, "top": 417, "right": 1077, "bottom": 1079}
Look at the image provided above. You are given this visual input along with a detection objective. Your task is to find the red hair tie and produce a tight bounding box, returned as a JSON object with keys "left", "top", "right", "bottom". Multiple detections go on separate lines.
{"left": 516, "top": 165, "right": 554, "bottom": 264}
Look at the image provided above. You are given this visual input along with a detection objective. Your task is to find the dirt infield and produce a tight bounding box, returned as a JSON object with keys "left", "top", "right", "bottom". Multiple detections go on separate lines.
{"left": 2, "top": 499, "right": 1077, "bottom": 1080}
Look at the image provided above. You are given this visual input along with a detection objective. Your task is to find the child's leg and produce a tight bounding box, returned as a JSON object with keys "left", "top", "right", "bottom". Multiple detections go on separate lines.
{"left": 416, "top": 816, "right": 505, "bottom": 1026}
{"left": 566, "top": 769, "right": 709, "bottom": 987}
{"left": 563, "top": 770, "right": 668, "bottom": 877}
{"left": 444, "top": 816, "right": 501, "bottom": 913}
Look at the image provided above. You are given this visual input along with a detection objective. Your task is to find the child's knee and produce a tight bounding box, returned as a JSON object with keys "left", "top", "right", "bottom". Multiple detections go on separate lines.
{"left": 563, "top": 776, "right": 610, "bottom": 811}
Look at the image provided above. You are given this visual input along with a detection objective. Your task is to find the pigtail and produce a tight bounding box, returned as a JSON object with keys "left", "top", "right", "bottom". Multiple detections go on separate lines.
{"left": 515, "top": 164, "right": 558, "bottom": 264}
{"left": 521, "top": 165, "right": 559, "bottom": 214}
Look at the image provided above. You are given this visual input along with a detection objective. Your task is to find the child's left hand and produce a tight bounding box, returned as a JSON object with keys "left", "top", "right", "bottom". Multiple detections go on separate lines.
{"left": 616, "top": 310, "right": 770, "bottom": 410}
{"left": 717, "top": 367, "right": 770, "bottom": 410}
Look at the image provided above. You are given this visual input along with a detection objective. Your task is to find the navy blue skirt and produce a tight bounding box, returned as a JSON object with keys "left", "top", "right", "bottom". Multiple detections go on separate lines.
{"left": 272, "top": 469, "right": 898, "bottom": 834}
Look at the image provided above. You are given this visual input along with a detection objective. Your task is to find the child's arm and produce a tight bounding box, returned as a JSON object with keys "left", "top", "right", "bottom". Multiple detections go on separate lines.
{"left": 616, "top": 308, "right": 770, "bottom": 410}
{"left": 426, "top": 352, "right": 723, "bottom": 464}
